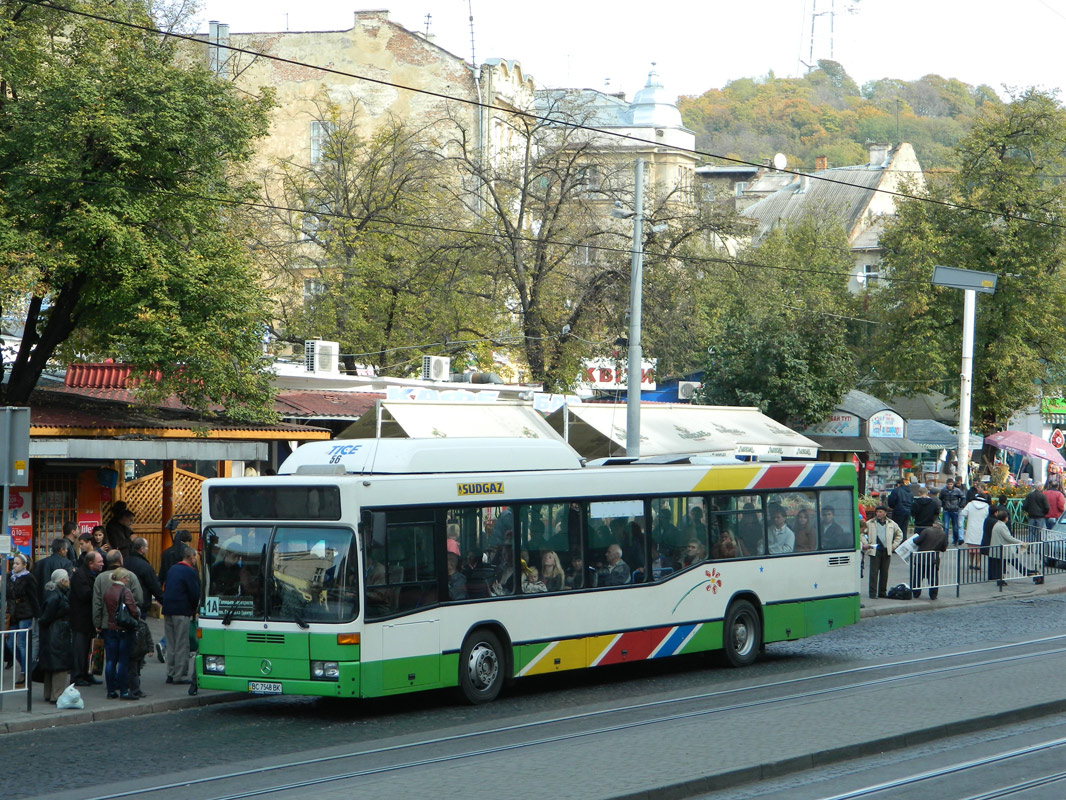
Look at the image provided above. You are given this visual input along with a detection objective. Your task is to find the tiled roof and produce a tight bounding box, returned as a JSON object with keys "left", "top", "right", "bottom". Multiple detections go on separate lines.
{"left": 274, "top": 391, "right": 383, "bottom": 418}
{"left": 30, "top": 387, "right": 327, "bottom": 437}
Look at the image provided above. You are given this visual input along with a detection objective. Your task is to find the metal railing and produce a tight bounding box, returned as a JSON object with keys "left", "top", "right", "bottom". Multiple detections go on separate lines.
{"left": 891, "top": 519, "right": 1062, "bottom": 598}
{"left": 0, "top": 627, "right": 32, "bottom": 712}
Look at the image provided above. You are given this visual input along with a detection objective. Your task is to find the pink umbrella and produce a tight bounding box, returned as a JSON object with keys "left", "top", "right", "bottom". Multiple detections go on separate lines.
{"left": 984, "top": 429, "right": 1066, "bottom": 467}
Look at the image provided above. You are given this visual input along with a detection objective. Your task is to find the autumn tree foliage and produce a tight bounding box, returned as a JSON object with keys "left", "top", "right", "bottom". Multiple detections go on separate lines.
{"left": 679, "top": 60, "right": 1000, "bottom": 171}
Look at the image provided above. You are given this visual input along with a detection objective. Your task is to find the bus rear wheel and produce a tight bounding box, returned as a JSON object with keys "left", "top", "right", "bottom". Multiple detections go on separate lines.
{"left": 723, "top": 600, "right": 761, "bottom": 668}
{"left": 459, "top": 630, "right": 505, "bottom": 704}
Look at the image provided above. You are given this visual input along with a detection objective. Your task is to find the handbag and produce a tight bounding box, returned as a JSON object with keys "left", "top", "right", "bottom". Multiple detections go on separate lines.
{"left": 115, "top": 588, "right": 138, "bottom": 632}
{"left": 130, "top": 619, "right": 153, "bottom": 660}
{"left": 89, "top": 636, "right": 104, "bottom": 675}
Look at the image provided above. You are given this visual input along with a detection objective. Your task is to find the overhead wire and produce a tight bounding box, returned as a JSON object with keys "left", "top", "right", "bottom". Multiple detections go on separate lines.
{"left": 20, "top": 0, "right": 1066, "bottom": 238}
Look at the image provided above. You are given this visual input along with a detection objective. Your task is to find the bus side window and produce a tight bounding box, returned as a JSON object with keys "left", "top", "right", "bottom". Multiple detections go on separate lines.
{"left": 818, "top": 491, "right": 856, "bottom": 550}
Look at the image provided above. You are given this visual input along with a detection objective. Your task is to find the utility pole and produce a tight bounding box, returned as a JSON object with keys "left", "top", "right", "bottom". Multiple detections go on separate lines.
{"left": 626, "top": 159, "right": 645, "bottom": 457}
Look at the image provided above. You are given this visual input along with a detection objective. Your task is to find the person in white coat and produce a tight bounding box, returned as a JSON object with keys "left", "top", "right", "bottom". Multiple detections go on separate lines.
{"left": 959, "top": 492, "right": 990, "bottom": 570}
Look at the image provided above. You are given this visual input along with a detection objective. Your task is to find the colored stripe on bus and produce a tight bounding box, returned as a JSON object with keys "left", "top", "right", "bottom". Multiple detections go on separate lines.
{"left": 797, "top": 463, "right": 831, "bottom": 487}
{"left": 692, "top": 466, "right": 763, "bottom": 493}
{"left": 651, "top": 624, "right": 698, "bottom": 658}
{"left": 752, "top": 464, "right": 806, "bottom": 490}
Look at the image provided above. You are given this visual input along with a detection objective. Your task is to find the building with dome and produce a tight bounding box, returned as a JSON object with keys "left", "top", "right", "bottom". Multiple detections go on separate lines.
{"left": 535, "top": 67, "right": 699, "bottom": 203}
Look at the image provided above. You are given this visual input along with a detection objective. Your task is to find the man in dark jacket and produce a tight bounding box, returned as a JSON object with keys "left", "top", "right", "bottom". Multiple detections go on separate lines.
{"left": 69, "top": 551, "right": 104, "bottom": 686}
{"left": 59, "top": 520, "right": 80, "bottom": 564}
{"left": 887, "top": 479, "right": 914, "bottom": 535}
{"left": 158, "top": 530, "right": 193, "bottom": 588}
{"left": 938, "top": 479, "right": 965, "bottom": 545}
{"left": 1023, "top": 484, "right": 1051, "bottom": 539}
{"left": 33, "top": 538, "right": 75, "bottom": 605}
{"left": 911, "top": 522, "right": 948, "bottom": 599}
{"left": 911, "top": 485, "right": 942, "bottom": 535}
{"left": 162, "top": 547, "right": 200, "bottom": 685}
{"left": 105, "top": 502, "right": 136, "bottom": 560}
{"left": 125, "top": 537, "right": 165, "bottom": 698}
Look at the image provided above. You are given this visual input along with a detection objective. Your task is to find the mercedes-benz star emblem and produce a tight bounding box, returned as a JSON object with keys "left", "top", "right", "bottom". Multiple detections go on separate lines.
{"left": 260, "top": 659, "right": 272, "bottom": 676}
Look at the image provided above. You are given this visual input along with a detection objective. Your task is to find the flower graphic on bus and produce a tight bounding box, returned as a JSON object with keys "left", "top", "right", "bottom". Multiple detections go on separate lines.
{"left": 704, "top": 568, "right": 722, "bottom": 593}
{"left": 671, "top": 568, "right": 724, "bottom": 614}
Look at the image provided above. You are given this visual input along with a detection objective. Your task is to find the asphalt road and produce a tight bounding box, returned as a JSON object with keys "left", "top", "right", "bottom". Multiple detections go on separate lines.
{"left": 11, "top": 595, "right": 1066, "bottom": 800}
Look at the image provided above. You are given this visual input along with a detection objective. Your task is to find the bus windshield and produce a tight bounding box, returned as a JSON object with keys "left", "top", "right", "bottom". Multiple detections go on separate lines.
{"left": 268, "top": 527, "right": 360, "bottom": 625}
{"left": 201, "top": 525, "right": 359, "bottom": 624}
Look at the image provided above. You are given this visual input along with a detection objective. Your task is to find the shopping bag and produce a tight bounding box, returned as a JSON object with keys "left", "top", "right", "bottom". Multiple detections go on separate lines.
{"left": 56, "top": 683, "right": 84, "bottom": 710}
{"left": 89, "top": 636, "right": 104, "bottom": 676}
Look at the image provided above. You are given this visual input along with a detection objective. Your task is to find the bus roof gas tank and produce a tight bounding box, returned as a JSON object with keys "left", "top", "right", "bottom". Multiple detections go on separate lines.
{"left": 278, "top": 437, "right": 585, "bottom": 475}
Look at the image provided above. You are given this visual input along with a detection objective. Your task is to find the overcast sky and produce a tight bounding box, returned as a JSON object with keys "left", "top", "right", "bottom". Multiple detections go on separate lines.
{"left": 194, "top": 1, "right": 1066, "bottom": 101}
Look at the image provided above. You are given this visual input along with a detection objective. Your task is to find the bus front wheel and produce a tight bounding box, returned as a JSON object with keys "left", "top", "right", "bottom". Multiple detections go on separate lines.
{"left": 459, "top": 630, "right": 505, "bottom": 704}
{"left": 723, "top": 600, "right": 761, "bottom": 668}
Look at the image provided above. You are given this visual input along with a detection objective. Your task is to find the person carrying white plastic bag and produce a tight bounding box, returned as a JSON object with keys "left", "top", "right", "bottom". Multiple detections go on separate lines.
{"left": 55, "top": 683, "right": 84, "bottom": 710}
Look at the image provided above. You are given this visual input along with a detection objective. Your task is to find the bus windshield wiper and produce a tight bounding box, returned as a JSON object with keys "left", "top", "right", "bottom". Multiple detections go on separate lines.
{"left": 221, "top": 590, "right": 244, "bottom": 626}
{"left": 293, "top": 608, "right": 309, "bottom": 630}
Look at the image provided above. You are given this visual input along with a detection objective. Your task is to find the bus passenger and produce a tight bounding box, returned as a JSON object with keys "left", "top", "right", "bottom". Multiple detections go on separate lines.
{"left": 792, "top": 508, "right": 817, "bottom": 552}
{"left": 713, "top": 529, "right": 739, "bottom": 559}
{"left": 649, "top": 542, "right": 675, "bottom": 579}
{"left": 681, "top": 539, "right": 707, "bottom": 568}
{"left": 490, "top": 545, "right": 515, "bottom": 596}
{"left": 540, "top": 551, "right": 566, "bottom": 592}
{"left": 598, "top": 544, "right": 631, "bottom": 586}
{"left": 521, "top": 566, "right": 547, "bottom": 593}
{"left": 767, "top": 506, "right": 795, "bottom": 554}
{"left": 820, "top": 506, "right": 849, "bottom": 549}
{"left": 738, "top": 503, "right": 765, "bottom": 555}
{"left": 567, "top": 554, "right": 597, "bottom": 589}
{"left": 446, "top": 540, "right": 467, "bottom": 601}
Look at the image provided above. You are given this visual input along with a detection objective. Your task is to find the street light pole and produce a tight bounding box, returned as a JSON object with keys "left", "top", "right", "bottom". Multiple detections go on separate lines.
{"left": 930, "top": 265, "right": 997, "bottom": 491}
{"left": 626, "top": 158, "right": 644, "bottom": 457}
{"left": 958, "top": 289, "right": 975, "bottom": 489}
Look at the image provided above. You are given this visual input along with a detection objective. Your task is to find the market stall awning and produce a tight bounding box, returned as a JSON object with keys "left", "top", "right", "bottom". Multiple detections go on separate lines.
{"left": 337, "top": 400, "right": 565, "bottom": 441}
{"left": 803, "top": 434, "right": 923, "bottom": 454}
{"left": 545, "top": 404, "right": 819, "bottom": 459}
{"left": 906, "top": 419, "right": 983, "bottom": 450}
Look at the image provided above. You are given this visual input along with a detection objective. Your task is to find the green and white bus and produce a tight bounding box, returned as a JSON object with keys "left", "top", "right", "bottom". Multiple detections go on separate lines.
{"left": 195, "top": 438, "right": 860, "bottom": 703}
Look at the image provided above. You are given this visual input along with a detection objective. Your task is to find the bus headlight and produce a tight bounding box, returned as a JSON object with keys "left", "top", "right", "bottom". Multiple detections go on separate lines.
{"left": 310, "top": 661, "right": 339, "bottom": 681}
{"left": 204, "top": 656, "right": 226, "bottom": 674}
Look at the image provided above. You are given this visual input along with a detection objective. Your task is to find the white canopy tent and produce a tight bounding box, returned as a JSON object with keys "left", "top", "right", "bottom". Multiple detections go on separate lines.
{"left": 337, "top": 400, "right": 566, "bottom": 442}
{"left": 545, "top": 404, "right": 820, "bottom": 460}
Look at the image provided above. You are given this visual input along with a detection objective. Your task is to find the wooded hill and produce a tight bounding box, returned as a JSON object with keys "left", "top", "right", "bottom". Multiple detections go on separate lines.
{"left": 678, "top": 60, "right": 1002, "bottom": 171}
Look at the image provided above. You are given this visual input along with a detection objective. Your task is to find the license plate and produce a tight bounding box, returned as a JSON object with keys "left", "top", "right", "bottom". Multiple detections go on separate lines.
{"left": 248, "top": 681, "right": 283, "bottom": 695}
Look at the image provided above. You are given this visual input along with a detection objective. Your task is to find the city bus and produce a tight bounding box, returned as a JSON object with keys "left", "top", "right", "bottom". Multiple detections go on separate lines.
{"left": 195, "top": 438, "right": 860, "bottom": 703}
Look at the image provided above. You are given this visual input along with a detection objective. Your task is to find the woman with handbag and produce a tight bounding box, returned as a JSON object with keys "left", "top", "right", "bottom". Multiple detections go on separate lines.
{"left": 38, "top": 569, "right": 74, "bottom": 703}
{"left": 96, "top": 570, "right": 140, "bottom": 700}
{"left": 6, "top": 553, "right": 40, "bottom": 686}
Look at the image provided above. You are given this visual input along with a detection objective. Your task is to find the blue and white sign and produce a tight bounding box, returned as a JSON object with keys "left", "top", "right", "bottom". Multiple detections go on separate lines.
{"left": 868, "top": 410, "right": 904, "bottom": 439}
{"left": 799, "top": 412, "right": 860, "bottom": 437}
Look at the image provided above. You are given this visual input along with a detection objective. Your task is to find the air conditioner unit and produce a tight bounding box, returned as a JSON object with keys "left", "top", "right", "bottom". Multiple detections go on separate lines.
{"left": 304, "top": 339, "right": 340, "bottom": 374}
{"left": 421, "top": 355, "right": 451, "bottom": 382}
{"left": 678, "top": 381, "right": 702, "bottom": 400}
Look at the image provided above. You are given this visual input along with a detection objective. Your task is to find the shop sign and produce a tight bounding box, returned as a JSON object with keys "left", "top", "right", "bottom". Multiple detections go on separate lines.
{"left": 581, "top": 358, "right": 656, "bottom": 391}
{"left": 799, "top": 412, "right": 860, "bottom": 437}
{"left": 901, "top": 459, "right": 913, "bottom": 469}
{"left": 1051, "top": 428, "right": 1065, "bottom": 450}
{"left": 868, "top": 410, "right": 904, "bottom": 438}
{"left": 866, "top": 460, "right": 875, "bottom": 471}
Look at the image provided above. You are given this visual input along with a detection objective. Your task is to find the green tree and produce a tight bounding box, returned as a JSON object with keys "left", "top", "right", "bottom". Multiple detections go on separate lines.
{"left": 257, "top": 99, "right": 492, "bottom": 375}
{"left": 0, "top": 1, "right": 276, "bottom": 420}
{"left": 868, "top": 89, "right": 1066, "bottom": 432}
{"left": 698, "top": 214, "right": 857, "bottom": 425}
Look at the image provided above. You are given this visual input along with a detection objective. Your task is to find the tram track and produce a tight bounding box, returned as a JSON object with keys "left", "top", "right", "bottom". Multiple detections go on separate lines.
{"left": 73, "top": 634, "right": 1066, "bottom": 800}
{"left": 816, "top": 734, "right": 1066, "bottom": 800}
